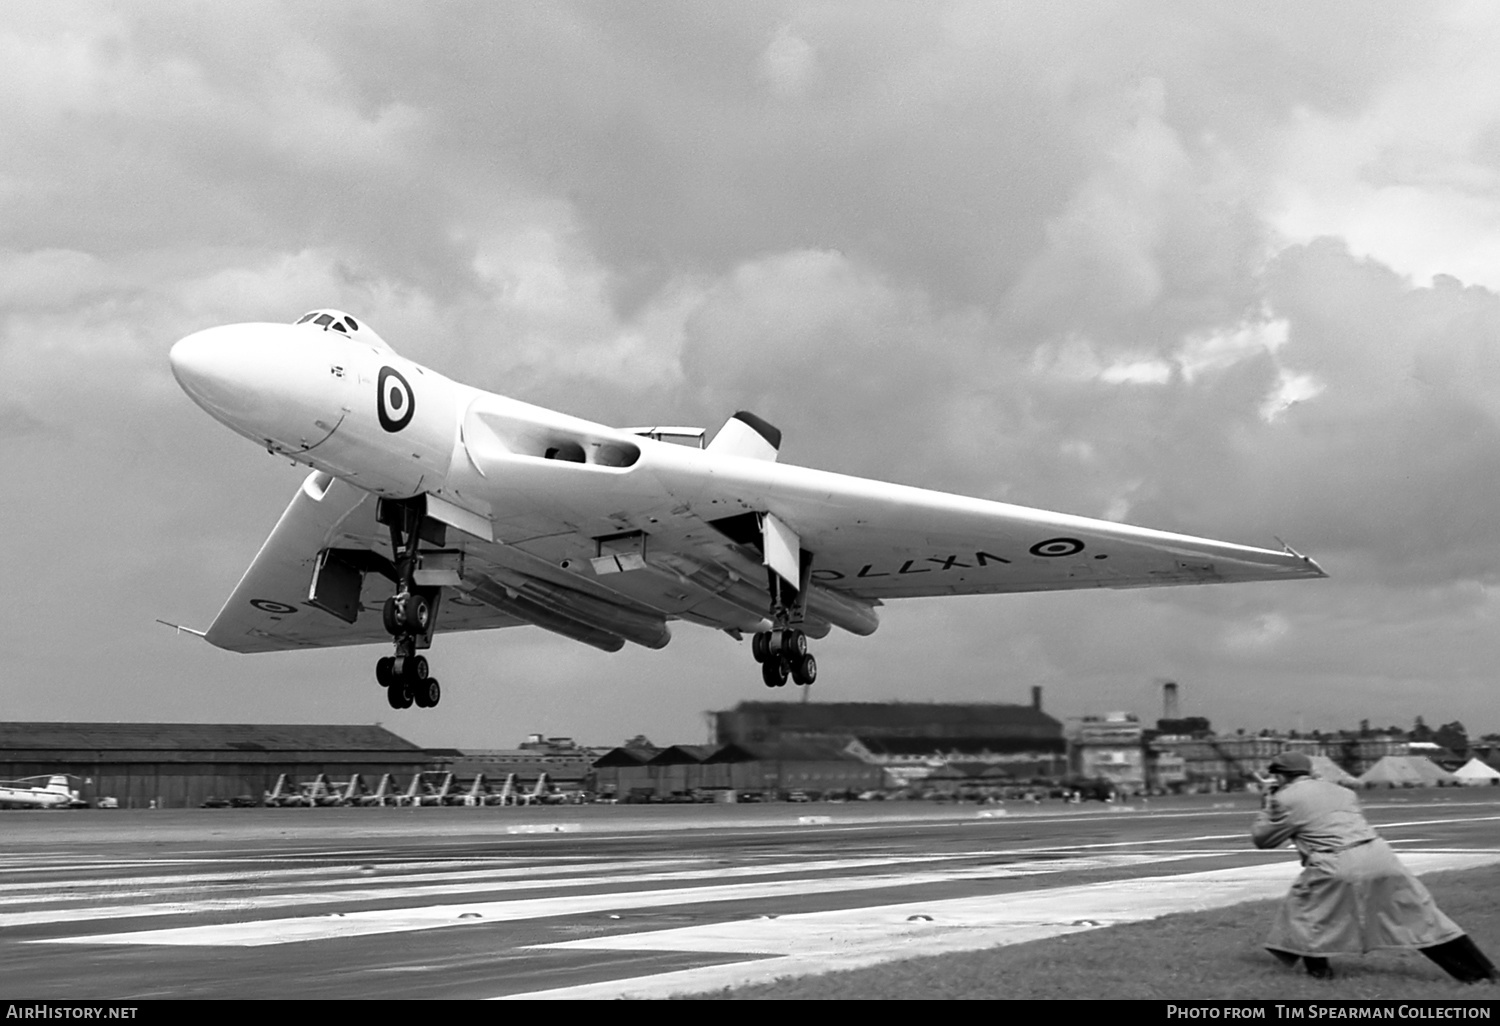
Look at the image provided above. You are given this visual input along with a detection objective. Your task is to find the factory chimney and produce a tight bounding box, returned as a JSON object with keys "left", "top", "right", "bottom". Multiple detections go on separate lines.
{"left": 1031, "top": 686, "right": 1042, "bottom": 711}
{"left": 1162, "top": 681, "right": 1180, "bottom": 721}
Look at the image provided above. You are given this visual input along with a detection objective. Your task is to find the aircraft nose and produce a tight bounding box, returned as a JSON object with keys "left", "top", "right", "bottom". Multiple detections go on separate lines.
{"left": 168, "top": 328, "right": 228, "bottom": 399}
{"left": 169, "top": 322, "right": 318, "bottom": 435}
{"left": 168, "top": 324, "right": 269, "bottom": 425}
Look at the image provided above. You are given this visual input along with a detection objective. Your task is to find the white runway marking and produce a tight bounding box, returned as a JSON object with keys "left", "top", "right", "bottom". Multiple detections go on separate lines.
{"left": 8, "top": 854, "right": 975, "bottom": 928}
{"left": 502, "top": 850, "right": 1500, "bottom": 1000}
{"left": 35, "top": 852, "right": 1218, "bottom": 945}
{"left": 0, "top": 858, "right": 698, "bottom": 903}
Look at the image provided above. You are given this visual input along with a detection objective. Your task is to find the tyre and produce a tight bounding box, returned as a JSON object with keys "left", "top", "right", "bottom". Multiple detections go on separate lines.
{"left": 751, "top": 632, "right": 771, "bottom": 664}
{"left": 376, "top": 657, "right": 395, "bottom": 688}
{"left": 792, "top": 652, "right": 817, "bottom": 686}
{"left": 761, "top": 656, "right": 789, "bottom": 688}
{"left": 403, "top": 593, "right": 431, "bottom": 633}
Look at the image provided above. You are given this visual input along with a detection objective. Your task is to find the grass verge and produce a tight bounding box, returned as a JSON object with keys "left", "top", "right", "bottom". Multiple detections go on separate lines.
{"left": 689, "top": 864, "right": 1500, "bottom": 1000}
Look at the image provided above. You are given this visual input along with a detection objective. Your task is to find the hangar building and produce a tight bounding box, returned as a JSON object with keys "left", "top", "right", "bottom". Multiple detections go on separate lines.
{"left": 588, "top": 694, "right": 1068, "bottom": 799}
{"left": 714, "top": 692, "right": 1061, "bottom": 747}
{"left": 0, "top": 722, "right": 430, "bottom": 809}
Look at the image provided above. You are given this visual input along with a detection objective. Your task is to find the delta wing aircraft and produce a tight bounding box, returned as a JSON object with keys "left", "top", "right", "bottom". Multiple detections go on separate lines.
{"left": 168, "top": 310, "right": 1325, "bottom": 711}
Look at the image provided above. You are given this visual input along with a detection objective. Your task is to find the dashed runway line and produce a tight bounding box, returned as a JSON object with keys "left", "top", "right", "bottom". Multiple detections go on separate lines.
{"left": 32, "top": 852, "right": 1223, "bottom": 944}
{"left": 502, "top": 850, "right": 1500, "bottom": 1000}
{"left": 0, "top": 857, "right": 699, "bottom": 902}
{"left": 9, "top": 854, "right": 966, "bottom": 929}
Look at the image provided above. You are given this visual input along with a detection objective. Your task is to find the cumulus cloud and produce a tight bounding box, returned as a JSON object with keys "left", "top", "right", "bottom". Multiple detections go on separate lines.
{"left": 3, "top": 1, "right": 1500, "bottom": 744}
{"left": 759, "top": 24, "right": 818, "bottom": 99}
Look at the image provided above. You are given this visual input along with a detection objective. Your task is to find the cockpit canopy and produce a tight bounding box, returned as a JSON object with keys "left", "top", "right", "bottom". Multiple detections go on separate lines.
{"left": 293, "top": 309, "right": 389, "bottom": 349}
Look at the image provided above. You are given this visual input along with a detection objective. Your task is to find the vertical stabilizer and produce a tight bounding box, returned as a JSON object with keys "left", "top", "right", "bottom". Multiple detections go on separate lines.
{"left": 706, "top": 411, "right": 781, "bottom": 462}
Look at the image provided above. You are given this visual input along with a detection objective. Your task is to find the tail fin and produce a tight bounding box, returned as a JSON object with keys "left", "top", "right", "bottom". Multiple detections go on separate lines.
{"left": 44, "top": 775, "right": 70, "bottom": 794}
{"left": 706, "top": 411, "right": 781, "bottom": 462}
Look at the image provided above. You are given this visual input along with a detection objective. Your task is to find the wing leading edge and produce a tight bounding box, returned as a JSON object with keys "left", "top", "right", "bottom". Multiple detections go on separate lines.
{"left": 202, "top": 472, "right": 529, "bottom": 653}
{"left": 645, "top": 451, "right": 1326, "bottom": 602}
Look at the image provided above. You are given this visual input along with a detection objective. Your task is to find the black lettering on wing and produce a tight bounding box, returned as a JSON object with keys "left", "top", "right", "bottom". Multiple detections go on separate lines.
{"left": 929, "top": 555, "right": 971, "bottom": 570}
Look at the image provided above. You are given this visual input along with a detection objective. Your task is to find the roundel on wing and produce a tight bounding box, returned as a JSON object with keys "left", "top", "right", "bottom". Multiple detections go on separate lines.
{"left": 377, "top": 366, "right": 414, "bottom": 432}
{"left": 1029, "top": 537, "right": 1085, "bottom": 558}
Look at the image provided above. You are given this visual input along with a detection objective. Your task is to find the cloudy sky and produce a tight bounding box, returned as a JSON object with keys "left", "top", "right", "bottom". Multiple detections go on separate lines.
{"left": 5, "top": 1, "right": 1500, "bottom": 750}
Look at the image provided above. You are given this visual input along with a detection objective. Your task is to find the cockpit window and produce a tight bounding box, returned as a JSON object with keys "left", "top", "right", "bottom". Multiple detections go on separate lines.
{"left": 296, "top": 309, "right": 367, "bottom": 336}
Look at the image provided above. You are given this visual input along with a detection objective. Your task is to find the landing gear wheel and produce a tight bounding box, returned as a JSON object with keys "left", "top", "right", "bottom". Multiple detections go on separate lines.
{"left": 751, "top": 632, "right": 772, "bottom": 664}
{"left": 384, "top": 593, "right": 432, "bottom": 636}
{"left": 791, "top": 652, "right": 817, "bottom": 686}
{"left": 414, "top": 678, "right": 441, "bottom": 709}
{"left": 781, "top": 630, "right": 807, "bottom": 660}
{"left": 376, "top": 657, "right": 395, "bottom": 688}
{"left": 761, "top": 656, "right": 789, "bottom": 688}
{"left": 408, "top": 654, "right": 429, "bottom": 682}
{"left": 402, "top": 593, "right": 432, "bottom": 634}
{"left": 386, "top": 680, "right": 413, "bottom": 709}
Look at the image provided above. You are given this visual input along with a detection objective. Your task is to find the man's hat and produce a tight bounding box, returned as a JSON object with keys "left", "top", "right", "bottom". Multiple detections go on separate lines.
{"left": 1269, "top": 751, "right": 1313, "bottom": 775}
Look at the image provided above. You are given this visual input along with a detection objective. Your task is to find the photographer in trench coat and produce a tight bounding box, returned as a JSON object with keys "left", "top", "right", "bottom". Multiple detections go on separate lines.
{"left": 1251, "top": 751, "right": 1497, "bottom": 983}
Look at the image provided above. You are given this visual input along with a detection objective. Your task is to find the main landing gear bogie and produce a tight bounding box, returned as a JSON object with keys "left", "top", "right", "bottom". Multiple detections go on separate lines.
{"left": 752, "top": 628, "right": 816, "bottom": 688}
{"left": 373, "top": 498, "right": 446, "bottom": 711}
{"left": 378, "top": 648, "right": 442, "bottom": 710}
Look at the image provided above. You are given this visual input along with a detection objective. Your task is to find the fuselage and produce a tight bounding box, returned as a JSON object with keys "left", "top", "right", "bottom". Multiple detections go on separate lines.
{"left": 169, "top": 311, "right": 471, "bottom": 500}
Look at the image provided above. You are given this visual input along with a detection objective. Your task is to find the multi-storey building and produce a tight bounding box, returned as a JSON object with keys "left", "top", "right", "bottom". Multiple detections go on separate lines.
{"left": 1067, "top": 713, "right": 1146, "bottom": 792}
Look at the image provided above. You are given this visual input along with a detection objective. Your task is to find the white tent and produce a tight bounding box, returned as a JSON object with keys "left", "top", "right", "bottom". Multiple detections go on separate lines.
{"left": 1309, "top": 755, "right": 1359, "bottom": 786}
{"left": 1451, "top": 757, "right": 1500, "bottom": 786}
{"left": 1407, "top": 755, "right": 1456, "bottom": 786}
{"left": 1362, "top": 756, "right": 1428, "bottom": 792}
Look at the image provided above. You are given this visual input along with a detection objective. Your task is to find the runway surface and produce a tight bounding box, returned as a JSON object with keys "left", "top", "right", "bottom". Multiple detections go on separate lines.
{"left": 2, "top": 793, "right": 1497, "bottom": 1000}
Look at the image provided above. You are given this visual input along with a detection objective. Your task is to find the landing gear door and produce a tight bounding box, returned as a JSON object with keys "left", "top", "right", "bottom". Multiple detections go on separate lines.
{"left": 309, "top": 549, "right": 364, "bottom": 625}
{"left": 761, "top": 513, "right": 800, "bottom": 591}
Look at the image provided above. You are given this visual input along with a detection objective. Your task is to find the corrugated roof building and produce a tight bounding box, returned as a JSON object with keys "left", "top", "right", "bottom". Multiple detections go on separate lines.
{"left": 715, "top": 697, "right": 1061, "bottom": 746}
{"left": 0, "top": 722, "right": 429, "bottom": 809}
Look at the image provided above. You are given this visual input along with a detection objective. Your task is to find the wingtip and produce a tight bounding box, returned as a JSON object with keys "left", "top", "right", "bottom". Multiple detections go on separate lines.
{"left": 155, "top": 619, "right": 209, "bottom": 639}
{"left": 1273, "top": 537, "right": 1328, "bottom": 578}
